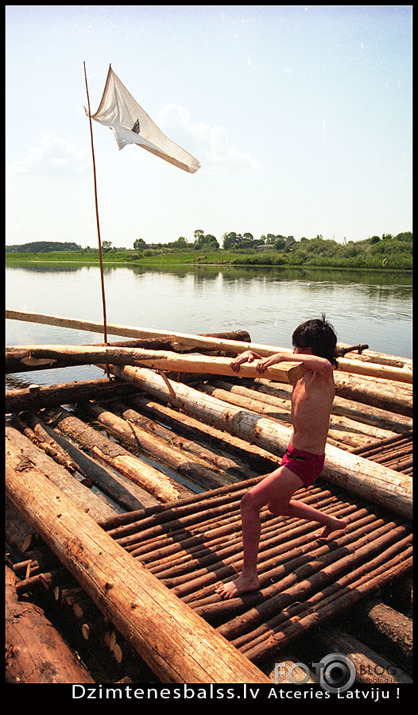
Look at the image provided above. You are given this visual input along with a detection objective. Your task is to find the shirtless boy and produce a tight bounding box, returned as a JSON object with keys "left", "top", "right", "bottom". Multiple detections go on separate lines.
{"left": 216, "top": 316, "right": 347, "bottom": 600}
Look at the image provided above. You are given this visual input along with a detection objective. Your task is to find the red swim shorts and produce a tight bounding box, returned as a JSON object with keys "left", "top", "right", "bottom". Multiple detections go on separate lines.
{"left": 280, "top": 444, "right": 325, "bottom": 487}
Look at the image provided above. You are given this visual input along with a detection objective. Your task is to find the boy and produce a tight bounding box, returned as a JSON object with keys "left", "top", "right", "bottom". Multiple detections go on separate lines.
{"left": 216, "top": 316, "right": 347, "bottom": 600}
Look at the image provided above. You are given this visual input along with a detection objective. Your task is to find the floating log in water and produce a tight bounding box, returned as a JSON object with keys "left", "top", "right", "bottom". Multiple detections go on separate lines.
{"left": 5, "top": 461, "right": 271, "bottom": 683}
{"left": 106, "top": 365, "right": 412, "bottom": 519}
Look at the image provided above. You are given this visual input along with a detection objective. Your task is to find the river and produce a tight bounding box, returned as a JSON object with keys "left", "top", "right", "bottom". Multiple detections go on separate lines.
{"left": 5, "top": 263, "right": 412, "bottom": 388}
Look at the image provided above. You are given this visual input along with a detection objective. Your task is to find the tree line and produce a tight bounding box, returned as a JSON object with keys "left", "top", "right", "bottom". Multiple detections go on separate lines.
{"left": 6, "top": 231, "right": 412, "bottom": 270}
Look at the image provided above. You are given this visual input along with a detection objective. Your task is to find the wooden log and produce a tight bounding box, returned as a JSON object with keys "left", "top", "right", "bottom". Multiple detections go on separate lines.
{"left": 316, "top": 625, "right": 412, "bottom": 684}
{"left": 107, "top": 365, "right": 413, "bottom": 519}
{"left": 200, "top": 380, "right": 399, "bottom": 448}
{"left": 6, "top": 309, "right": 412, "bottom": 382}
{"left": 108, "top": 400, "right": 255, "bottom": 479}
{"left": 5, "top": 331, "right": 252, "bottom": 374}
{"left": 5, "top": 461, "right": 271, "bottom": 683}
{"left": 357, "top": 598, "right": 413, "bottom": 663}
{"left": 37, "top": 418, "right": 157, "bottom": 511}
{"left": 336, "top": 357, "right": 412, "bottom": 384}
{"left": 5, "top": 378, "right": 137, "bottom": 414}
{"left": 128, "top": 394, "right": 283, "bottom": 474}
{"left": 334, "top": 372, "right": 412, "bottom": 417}
{"left": 254, "top": 378, "right": 413, "bottom": 435}
{"left": 3, "top": 309, "right": 287, "bottom": 353}
{"left": 79, "top": 401, "right": 241, "bottom": 490}
{"left": 7, "top": 343, "right": 305, "bottom": 384}
{"left": 5, "top": 426, "right": 116, "bottom": 522}
{"left": 47, "top": 407, "right": 194, "bottom": 503}
{"left": 5, "top": 565, "right": 95, "bottom": 684}
{"left": 11, "top": 412, "right": 83, "bottom": 475}
{"left": 337, "top": 343, "right": 412, "bottom": 369}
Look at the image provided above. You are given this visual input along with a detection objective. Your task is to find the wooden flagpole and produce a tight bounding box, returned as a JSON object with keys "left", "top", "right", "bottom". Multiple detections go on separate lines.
{"left": 83, "top": 62, "right": 109, "bottom": 354}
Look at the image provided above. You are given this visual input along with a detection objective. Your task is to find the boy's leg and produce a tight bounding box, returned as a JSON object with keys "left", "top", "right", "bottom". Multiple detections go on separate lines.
{"left": 216, "top": 464, "right": 347, "bottom": 599}
{"left": 276, "top": 498, "right": 347, "bottom": 538}
{"left": 216, "top": 466, "right": 302, "bottom": 599}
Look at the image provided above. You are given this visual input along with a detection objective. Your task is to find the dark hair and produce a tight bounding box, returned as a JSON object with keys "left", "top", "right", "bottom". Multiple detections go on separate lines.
{"left": 292, "top": 314, "right": 338, "bottom": 367}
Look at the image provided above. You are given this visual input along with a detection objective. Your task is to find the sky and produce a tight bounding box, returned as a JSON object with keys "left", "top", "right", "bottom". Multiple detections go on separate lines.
{"left": 6, "top": 5, "right": 412, "bottom": 249}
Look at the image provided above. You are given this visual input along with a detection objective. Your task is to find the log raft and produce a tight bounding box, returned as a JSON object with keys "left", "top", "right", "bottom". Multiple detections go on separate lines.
{"left": 5, "top": 318, "right": 413, "bottom": 684}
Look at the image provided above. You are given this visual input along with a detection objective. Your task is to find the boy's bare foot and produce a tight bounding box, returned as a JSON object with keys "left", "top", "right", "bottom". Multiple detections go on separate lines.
{"left": 216, "top": 573, "right": 260, "bottom": 600}
{"left": 315, "top": 517, "right": 347, "bottom": 540}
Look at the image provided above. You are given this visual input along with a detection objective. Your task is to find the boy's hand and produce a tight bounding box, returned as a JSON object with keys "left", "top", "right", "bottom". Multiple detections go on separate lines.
{"left": 255, "top": 354, "right": 285, "bottom": 373}
{"left": 230, "top": 350, "right": 258, "bottom": 372}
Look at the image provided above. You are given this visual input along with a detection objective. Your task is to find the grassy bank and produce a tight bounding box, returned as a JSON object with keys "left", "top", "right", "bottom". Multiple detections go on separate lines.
{"left": 5, "top": 246, "right": 412, "bottom": 271}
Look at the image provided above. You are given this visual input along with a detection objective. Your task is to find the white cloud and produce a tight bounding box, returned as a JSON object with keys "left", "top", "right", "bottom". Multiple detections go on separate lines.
{"left": 158, "top": 103, "right": 260, "bottom": 171}
{"left": 12, "top": 134, "right": 89, "bottom": 177}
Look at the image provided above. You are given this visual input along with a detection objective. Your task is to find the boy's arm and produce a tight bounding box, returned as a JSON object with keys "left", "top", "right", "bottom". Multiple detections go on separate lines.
{"left": 256, "top": 352, "right": 333, "bottom": 377}
{"left": 230, "top": 349, "right": 263, "bottom": 372}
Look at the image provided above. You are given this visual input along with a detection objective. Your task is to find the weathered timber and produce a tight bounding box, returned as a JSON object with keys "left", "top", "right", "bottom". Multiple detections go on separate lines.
{"left": 107, "top": 365, "right": 413, "bottom": 519}
{"left": 5, "top": 426, "right": 115, "bottom": 522}
{"left": 5, "top": 565, "right": 95, "bottom": 684}
{"left": 46, "top": 407, "right": 193, "bottom": 503}
{"left": 357, "top": 597, "right": 413, "bottom": 664}
{"left": 6, "top": 310, "right": 412, "bottom": 382}
{"left": 193, "top": 522, "right": 411, "bottom": 624}
{"left": 336, "top": 357, "right": 412, "bottom": 383}
{"left": 235, "top": 547, "right": 412, "bottom": 665}
{"left": 127, "top": 394, "right": 283, "bottom": 474}
{"left": 6, "top": 499, "right": 37, "bottom": 563}
{"left": 334, "top": 372, "right": 412, "bottom": 417}
{"left": 313, "top": 625, "right": 412, "bottom": 684}
{"left": 5, "top": 378, "right": 137, "bottom": 414}
{"left": 5, "top": 465, "right": 271, "bottom": 683}
{"left": 200, "top": 380, "right": 399, "bottom": 449}
{"left": 102, "top": 400, "right": 256, "bottom": 480}
{"left": 11, "top": 412, "right": 83, "bottom": 475}
{"left": 37, "top": 417, "right": 156, "bottom": 511}
{"left": 7, "top": 343, "right": 305, "bottom": 384}
{"left": 78, "top": 401, "right": 241, "bottom": 489}
{"left": 253, "top": 378, "right": 413, "bottom": 435}
{"left": 5, "top": 330, "right": 252, "bottom": 373}
{"left": 337, "top": 342, "right": 412, "bottom": 369}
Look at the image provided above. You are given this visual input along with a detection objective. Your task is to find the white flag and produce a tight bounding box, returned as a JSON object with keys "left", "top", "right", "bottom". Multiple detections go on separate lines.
{"left": 91, "top": 66, "right": 200, "bottom": 174}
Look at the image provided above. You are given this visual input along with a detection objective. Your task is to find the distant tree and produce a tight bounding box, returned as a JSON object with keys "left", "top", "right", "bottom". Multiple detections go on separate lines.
{"left": 222, "top": 232, "right": 238, "bottom": 249}
{"left": 134, "top": 238, "right": 147, "bottom": 249}
{"left": 194, "top": 232, "right": 219, "bottom": 250}
{"left": 171, "top": 236, "right": 189, "bottom": 249}
{"left": 6, "top": 241, "right": 82, "bottom": 253}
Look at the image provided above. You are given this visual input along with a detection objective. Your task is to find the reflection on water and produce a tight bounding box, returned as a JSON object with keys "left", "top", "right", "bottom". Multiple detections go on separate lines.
{"left": 5, "top": 262, "right": 412, "bottom": 388}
